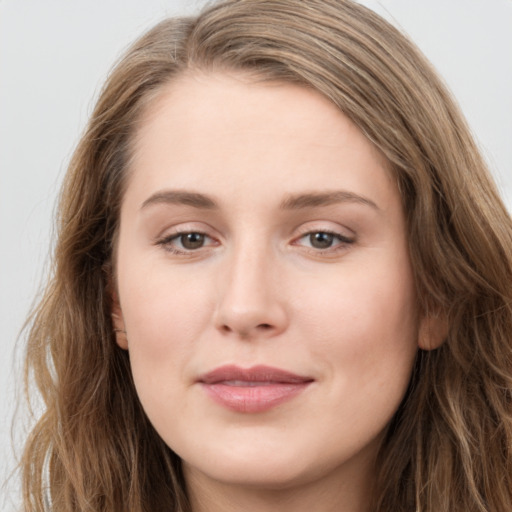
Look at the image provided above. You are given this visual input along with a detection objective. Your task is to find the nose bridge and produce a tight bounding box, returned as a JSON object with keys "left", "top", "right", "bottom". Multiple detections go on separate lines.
{"left": 214, "top": 235, "right": 287, "bottom": 338}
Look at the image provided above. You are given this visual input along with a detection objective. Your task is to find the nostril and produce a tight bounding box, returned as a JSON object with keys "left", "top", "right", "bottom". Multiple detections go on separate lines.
{"left": 258, "top": 323, "right": 273, "bottom": 330}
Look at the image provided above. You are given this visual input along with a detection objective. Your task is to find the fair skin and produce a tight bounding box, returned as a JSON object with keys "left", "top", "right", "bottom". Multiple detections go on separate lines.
{"left": 113, "top": 72, "right": 444, "bottom": 512}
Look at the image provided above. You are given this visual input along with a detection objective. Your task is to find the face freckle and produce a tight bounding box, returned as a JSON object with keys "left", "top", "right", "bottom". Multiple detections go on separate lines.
{"left": 112, "top": 71, "right": 427, "bottom": 505}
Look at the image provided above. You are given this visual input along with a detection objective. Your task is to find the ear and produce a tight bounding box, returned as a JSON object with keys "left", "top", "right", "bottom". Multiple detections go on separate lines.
{"left": 418, "top": 311, "right": 449, "bottom": 351}
{"left": 111, "top": 290, "right": 129, "bottom": 350}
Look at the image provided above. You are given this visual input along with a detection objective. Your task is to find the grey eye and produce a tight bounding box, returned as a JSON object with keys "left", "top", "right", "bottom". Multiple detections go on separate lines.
{"left": 309, "top": 232, "right": 335, "bottom": 249}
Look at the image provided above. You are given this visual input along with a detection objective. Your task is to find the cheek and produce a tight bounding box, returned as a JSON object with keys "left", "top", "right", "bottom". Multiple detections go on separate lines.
{"left": 119, "top": 253, "right": 211, "bottom": 345}
{"left": 116, "top": 260, "right": 214, "bottom": 402}
{"left": 300, "top": 271, "right": 418, "bottom": 447}
{"left": 298, "top": 258, "right": 418, "bottom": 388}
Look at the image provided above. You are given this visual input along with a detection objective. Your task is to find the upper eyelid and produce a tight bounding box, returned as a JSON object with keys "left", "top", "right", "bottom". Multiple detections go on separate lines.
{"left": 293, "top": 223, "right": 356, "bottom": 239}
{"left": 153, "top": 221, "right": 356, "bottom": 243}
{"left": 295, "top": 227, "right": 353, "bottom": 237}
{"left": 155, "top": 223, "right": 217, "bottom": 240}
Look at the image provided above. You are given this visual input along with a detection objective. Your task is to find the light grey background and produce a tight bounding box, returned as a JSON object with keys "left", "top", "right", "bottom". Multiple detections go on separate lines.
{"left": 1, "top": 1, "right": 511, "bottom": 509}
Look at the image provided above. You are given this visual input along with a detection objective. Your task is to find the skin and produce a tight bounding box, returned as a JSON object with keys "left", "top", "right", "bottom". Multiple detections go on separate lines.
{"left": 113, "top": 72, "right": 444, "bottom": 512}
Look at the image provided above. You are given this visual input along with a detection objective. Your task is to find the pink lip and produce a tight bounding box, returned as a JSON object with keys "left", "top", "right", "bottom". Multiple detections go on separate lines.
{"left": 198, "top": 365, "right": 314, "bottom": 413}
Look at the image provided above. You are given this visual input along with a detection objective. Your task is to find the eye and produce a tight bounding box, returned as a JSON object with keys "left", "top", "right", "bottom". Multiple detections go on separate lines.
{"left": 308, "top": 232, "right": 337, "bottom": 249}
{"left": 295, "top": 230, "right": 354, "bottom": 251}
{"left": 177, "top": 232, "right": 207, "bottom": 250}
{"left": 157, "top": 231, "right": 217, "bottom": 254}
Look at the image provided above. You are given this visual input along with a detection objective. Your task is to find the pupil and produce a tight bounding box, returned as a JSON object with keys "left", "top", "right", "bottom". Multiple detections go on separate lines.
{"left": 182, "top": 233, "right": 204, "bottom": 249}
{"left": 310, "top": 232, "right": 334, "bottom": 249}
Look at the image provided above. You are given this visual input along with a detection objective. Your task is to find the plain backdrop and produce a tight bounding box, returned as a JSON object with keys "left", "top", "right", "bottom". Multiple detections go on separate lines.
{"left": 1, "top": 0, "right": 511, "bottom": 509}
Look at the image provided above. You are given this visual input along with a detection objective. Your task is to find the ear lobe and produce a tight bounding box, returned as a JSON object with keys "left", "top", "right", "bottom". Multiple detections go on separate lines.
{"left": 418, "top": 311, "right": 449, "bottom": 351}
{"left": 111, "top": 292, "right": 128, "bottom": 350}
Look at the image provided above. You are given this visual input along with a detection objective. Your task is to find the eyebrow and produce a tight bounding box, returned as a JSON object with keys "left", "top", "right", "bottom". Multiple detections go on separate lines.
{"left": 141, "top": 190, "right": 218, "bottom": 210}
{"left": 280, "top": 191, "right": 379, "bottom": 211}
{"left": 140, "top": 189, "right": 379, "bottom": 211}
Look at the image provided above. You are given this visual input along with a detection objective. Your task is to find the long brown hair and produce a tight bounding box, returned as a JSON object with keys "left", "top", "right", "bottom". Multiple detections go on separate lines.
{"left": 21, "top": 1, "right": 512, "bottom": 510}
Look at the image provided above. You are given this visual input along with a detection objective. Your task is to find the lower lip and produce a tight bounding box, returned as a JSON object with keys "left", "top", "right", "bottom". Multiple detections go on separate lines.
{"left": 201, "top": 382, "right": 312, "bottom": 413}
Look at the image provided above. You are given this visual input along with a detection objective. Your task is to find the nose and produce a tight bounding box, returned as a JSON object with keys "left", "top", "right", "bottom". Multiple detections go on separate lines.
{"left": 213, "top": 244, "right": 288, "bottom": 340}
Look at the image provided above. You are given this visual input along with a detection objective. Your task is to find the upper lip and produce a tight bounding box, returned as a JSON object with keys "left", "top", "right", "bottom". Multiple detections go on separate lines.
{"left": 198, "top": 365, "right": 314, "bottom": 384}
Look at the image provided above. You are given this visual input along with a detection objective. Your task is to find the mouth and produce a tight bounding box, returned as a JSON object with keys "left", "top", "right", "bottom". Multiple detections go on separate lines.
{"left": 198, "top": 365, "right": 314, "bottom": 413}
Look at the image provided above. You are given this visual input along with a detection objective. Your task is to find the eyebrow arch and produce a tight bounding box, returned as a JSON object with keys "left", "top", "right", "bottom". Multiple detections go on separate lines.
{"left": 141, "top": 190, "right": 218, "bottom": 210}
{"left": 280, "top": 191, "right": 379, "bottom": 210}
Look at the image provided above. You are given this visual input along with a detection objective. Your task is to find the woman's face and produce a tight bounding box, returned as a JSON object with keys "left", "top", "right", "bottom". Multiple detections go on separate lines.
{"left": 114, "top": 72, "right": 434, "bottom": 496}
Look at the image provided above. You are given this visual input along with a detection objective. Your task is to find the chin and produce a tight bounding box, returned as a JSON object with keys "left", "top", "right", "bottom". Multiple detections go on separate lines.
{"left": 184, "top": 455, "right": 314, "bottom": 491}
{"left": 179, "top": 429, "right": 371, "bottom": 493}
{"left": 178, "top": 431, "right": 315, "bottom": 489}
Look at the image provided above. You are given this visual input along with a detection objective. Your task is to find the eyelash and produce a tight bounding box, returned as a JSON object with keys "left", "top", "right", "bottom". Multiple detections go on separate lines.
{"left": 155, "top": 229, "right": 355, "bottom": 256}
{"left": 293, "top": 229, "right": 355, "bottom": 254}
{"left": 156, "top": 230, "right": 217, "bottom": 255}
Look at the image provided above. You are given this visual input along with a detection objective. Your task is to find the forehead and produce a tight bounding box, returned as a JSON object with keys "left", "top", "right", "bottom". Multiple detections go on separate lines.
{"left": 125, "top": 71, "right": 397, "bottom": 211}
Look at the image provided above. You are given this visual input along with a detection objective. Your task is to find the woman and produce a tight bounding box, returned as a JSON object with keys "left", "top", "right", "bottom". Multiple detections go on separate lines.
{"left": 21, "top": 0, "right": 512, "bottom": 511}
